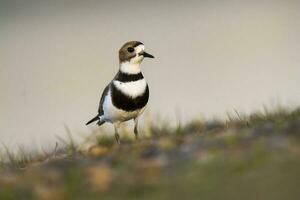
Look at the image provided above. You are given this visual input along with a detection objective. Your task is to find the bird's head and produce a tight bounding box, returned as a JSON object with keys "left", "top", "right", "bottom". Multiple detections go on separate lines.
{"left": 119, "top": 41, "right": 154, "bottom": 65}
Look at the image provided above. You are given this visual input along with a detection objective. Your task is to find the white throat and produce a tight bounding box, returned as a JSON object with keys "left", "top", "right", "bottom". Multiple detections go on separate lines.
{"left": 120, "top": 61, "right": 141, "bottom": 74}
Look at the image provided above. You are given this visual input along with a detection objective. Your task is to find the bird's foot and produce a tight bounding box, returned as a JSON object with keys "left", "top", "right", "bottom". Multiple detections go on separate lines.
{"left": 115, "top": 133, "right": 121, "bottom": 144}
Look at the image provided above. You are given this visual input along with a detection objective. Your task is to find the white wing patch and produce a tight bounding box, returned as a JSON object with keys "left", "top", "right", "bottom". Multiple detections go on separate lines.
{"left": 113, "top": 79, "right": 147, "bottom": 98}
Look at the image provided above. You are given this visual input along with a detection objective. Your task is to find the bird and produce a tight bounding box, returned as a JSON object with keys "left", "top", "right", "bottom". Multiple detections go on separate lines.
{"left": 86, "top": 41, "right": 154, "bottom": 144}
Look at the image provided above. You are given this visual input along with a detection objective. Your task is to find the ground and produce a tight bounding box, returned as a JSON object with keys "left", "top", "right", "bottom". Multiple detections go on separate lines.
{"left": 1, "top": 107, "right": 300, "bottom": 200}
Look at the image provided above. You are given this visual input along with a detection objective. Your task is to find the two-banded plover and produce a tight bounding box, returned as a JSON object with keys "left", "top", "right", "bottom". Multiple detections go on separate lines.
{"left": 86, "top": 41, "right": 154, "bottom": 143}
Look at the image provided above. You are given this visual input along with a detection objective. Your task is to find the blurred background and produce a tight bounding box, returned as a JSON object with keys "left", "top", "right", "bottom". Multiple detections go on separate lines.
{"left": 0, "top": 0, "right": 299, "bottom": 149}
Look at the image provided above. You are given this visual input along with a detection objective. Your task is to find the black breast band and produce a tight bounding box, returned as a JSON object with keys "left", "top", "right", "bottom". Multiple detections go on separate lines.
{"left": 111, "top": 83, "right": 149, "bottom": 111}
{"left": 114, "top": 72, "right": 144, "bottom": 82}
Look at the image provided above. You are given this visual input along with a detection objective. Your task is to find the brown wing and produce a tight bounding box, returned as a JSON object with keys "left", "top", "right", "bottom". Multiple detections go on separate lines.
{"left": 97, "top": 84, "right": 110, "bottom": 115}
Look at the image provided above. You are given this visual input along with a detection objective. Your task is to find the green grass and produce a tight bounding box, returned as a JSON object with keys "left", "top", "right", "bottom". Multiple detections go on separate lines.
{"left": 1, "top": 107, "right": 300, "bottom": 200}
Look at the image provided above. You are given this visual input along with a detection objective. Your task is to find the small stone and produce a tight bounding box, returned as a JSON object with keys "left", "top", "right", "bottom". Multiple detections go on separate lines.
{"left": 88, "top": 146, "right": 109, "bottom": 157}
{"left": 158, "top": 137, "right": 175, "bottom": 150}
{"left": 86, "top": 165, "right": 112, "bottom": 192}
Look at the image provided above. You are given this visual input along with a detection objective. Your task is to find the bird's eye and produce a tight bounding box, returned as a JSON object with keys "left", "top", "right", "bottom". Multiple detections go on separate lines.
{"left": 127, "top": 47, "right": 134, "bottom": 53}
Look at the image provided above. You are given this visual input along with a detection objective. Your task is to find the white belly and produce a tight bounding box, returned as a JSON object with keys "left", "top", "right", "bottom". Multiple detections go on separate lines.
{"left": 102, "top": 90, "right": 145, "bottom": 123}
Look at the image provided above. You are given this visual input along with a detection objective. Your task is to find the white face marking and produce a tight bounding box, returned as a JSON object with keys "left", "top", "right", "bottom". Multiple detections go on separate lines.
{"left": 113, "top": 79, "right": 147, "bottom": 98}
{"left": 135, "top": 44, "right": 145, "bottom": 54}
{"left": 130, "top": 44, "right": 145, "bottom": 64}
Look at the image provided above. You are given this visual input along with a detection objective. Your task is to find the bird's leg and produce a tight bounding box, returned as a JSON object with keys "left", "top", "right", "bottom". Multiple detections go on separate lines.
{"left": 134, "top": 118, "right": 139, "bottom": 140}
{"left": 114, "top": 123, "right": 121, "bottom": 144}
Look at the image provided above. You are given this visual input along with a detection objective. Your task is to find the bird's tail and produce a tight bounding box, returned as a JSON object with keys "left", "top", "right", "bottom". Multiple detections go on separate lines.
{"left": 86, "top": 115, "right": 100, "bottom": 125}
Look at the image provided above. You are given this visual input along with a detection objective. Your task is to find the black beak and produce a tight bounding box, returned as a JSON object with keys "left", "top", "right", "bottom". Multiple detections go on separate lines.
{"left": 140, "top": 51, "right": 154, "bottom": 58}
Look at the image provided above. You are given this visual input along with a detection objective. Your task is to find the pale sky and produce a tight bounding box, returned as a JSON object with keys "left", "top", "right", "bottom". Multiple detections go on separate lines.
{"left": 1, "top": 0, "right": 300, "bottom": 149}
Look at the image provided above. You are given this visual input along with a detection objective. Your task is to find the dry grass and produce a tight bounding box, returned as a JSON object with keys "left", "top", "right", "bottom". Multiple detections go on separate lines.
{"left": 1, "top": 107, "right": 300, "bottom": 200}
